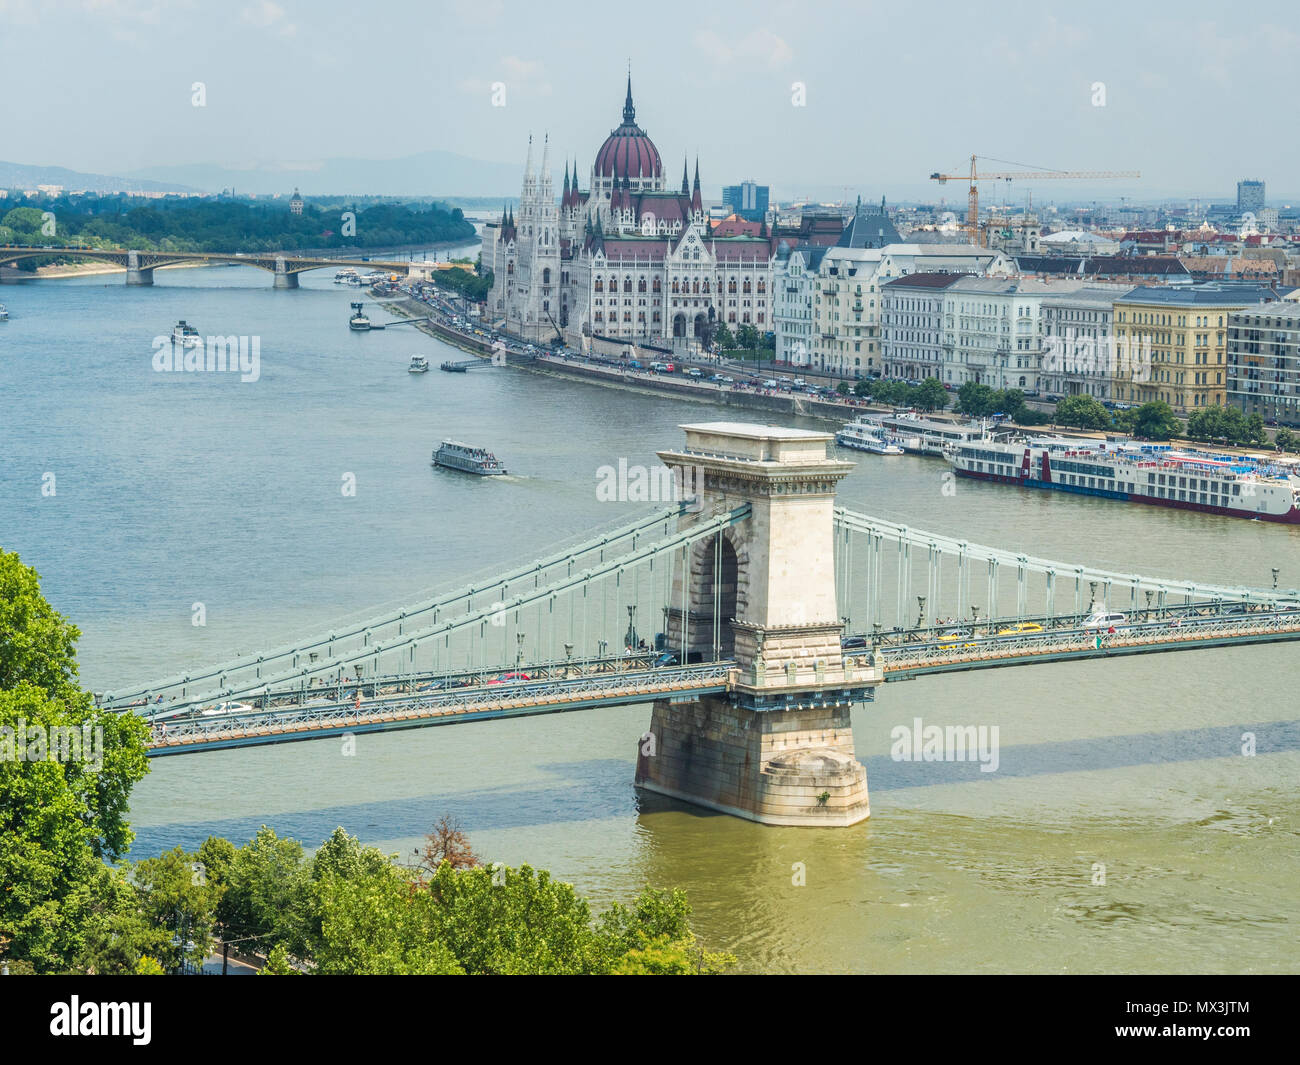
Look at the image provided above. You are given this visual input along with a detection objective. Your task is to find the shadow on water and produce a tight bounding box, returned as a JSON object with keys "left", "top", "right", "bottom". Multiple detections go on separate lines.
{"left": 130, "top": 718, "right": 1298, "bottom": 856}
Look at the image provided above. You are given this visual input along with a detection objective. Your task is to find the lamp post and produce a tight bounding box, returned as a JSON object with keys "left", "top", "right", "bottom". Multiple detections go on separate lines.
{"left": 916, "top": 595, "right": 927, "bottom": 629}
{"left": 625, "top": 604, "right": 638, "bottom": 650}
{"left": 970, "top": 605, "right": 980, "bottom": 636}
{"left": 564, "top": 642, "right": 573, "bottom": 678}
{"left": 515, "top": 632, "right": 526, "bottom": 670}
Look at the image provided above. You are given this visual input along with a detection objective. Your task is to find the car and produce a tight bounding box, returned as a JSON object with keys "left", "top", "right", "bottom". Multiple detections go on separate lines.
{"left": 707, "top": 373, "right": 725, "bottom": 382}
{"left": 792, "top": 377, "right": 806, "bottom": 387}
{"left": 841, "top": 635, "right": 868, "bottom": 650}
{"left": 719, "top": 375, "right": 735, "bottom": 384}
{"left": 627, "top": 359, "right": 642, "bottom": 369}
{"left": 487, "top": 671, "right": 531, "bottom": 685}
{"left": 686, "top": 367, "right": 703, "bottom": 378}
{"left": 1023, "top": 389, "right": 1041, "bottom": 398}
{"left": 996, "top": 622, "right": 1045, "bottom": 636}
{"left": 1082, "top": 612, "right": 1127, "bottom": 632}
{"left": 936, "top": 629, "right": 978, "bottom": 649}
{"left": 761, "top": 379, "right": 778, "bottom": 388}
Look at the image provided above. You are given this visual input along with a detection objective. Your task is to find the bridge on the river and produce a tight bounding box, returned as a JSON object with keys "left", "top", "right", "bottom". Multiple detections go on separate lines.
{"left": 0, "top": 244, "right": 421, "bottom": 288}
{"left": 106, "top": 423, "right": 1300, "bottom": 827}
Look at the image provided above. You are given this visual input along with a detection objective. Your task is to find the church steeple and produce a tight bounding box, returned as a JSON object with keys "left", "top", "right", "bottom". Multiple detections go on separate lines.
{"left": 691, "top": 157, "right": 702, "bottom": 213}
{"left": 681, "top": 157, "right": 689, "bottom": 196}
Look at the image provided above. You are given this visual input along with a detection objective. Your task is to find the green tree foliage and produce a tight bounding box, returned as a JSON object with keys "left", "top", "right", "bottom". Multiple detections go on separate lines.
{"left": 430, "top": 266, "right": 492, "bottom": 302}
{"left": 912, "top": 378, "right": 949, "bottom": 412}
{"left": 1273, "top": 427, "right": 1298, "bottom": 453}
{"left": 1054, "top": 395, "right": 1111, "bottom": 430}
{"left": 736, "top": 324, "right": 760, "bottom": 350}
{"left": 713, "top": 322, "right": 734, "bottom": 350}
{"left": 0, "top": 551, "right": 150, "bottom": 973}
{"left": 215, "top": 826, "right": 313, "bottom": 956}
{"left": 1115, "top": 401, "right": 1182, "bottom": 441}
{"left": 1185, "top": 406, "right": 1268, "bottom": 447}
{"left": 131, "top": 846, "right": 219, "bottom": 972}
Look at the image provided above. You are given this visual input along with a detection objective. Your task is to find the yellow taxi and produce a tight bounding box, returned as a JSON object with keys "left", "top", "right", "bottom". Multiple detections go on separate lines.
{"left": 995, "top": 622, "right": 1044, "bottom": 637}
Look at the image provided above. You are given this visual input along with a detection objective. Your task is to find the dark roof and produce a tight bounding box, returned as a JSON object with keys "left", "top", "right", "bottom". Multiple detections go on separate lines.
{"left": 882, "top": 272, "right": 970, "bottom": 290}
{"left": 1015, "top": 255, "right": 1190, "bottom": 278}
{"left": 1119, "top": 283, "right": 1295, "bottom": 305}
{"left": 836, "top": 198, "right": 902, "bottom": 249}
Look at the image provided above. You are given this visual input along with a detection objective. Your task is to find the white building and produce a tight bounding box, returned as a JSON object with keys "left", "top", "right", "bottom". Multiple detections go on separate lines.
{"left": 1038, "top": 286, "right": 1133, "bottom": 399}
{"left": 773, "top": 244, "right": 827, "bottom": 367}
{"left": 941, "top": 277, "right": 1088, "bottom": 391}
{"left": 812, "top": 244, "right": 1014, "bottom": 378}
{"left": 880, "top": 273, "right": 970, "bottom": 381}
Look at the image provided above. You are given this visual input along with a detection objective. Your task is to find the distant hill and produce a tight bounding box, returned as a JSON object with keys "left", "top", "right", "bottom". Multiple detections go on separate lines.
{"left": 126, "top": 149, "right": 544, "bottom": 198}
{"left": 0, "top": 160, "right": 197, "bottom": 194}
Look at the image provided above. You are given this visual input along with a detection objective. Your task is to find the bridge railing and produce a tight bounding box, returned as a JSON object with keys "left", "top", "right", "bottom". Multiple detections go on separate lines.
{"left": 147, "top": 661, "right": 737, "bottom": 749}
{"left": 873, "top": 608, "right": 1300, "bottom": 671}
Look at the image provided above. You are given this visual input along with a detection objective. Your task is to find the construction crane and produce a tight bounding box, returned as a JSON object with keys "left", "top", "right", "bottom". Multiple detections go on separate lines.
{"left": 930, "top": 155, "right": 1140, "bottom": 246}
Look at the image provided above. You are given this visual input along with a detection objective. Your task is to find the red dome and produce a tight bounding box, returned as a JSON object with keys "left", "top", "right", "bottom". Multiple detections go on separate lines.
{"left": 594, "top": 78, "right": 662, "bottom": 182}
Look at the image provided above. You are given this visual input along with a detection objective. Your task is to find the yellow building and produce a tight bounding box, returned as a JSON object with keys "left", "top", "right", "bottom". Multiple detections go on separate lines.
{"left": 1112, "top": 284, "right": 1283, "bottom": 411}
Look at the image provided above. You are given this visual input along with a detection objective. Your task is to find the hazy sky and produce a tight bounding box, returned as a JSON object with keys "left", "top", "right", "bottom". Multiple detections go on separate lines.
{"left": 2, "top": 0, "right": 1296, "bottom": 202}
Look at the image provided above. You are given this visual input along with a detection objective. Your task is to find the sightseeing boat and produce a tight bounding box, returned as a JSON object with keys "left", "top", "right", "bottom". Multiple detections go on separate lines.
{"left": 432, "top": 440, "right": 508, "bottom": 476}
{"left": 171, "top": 320, "right": 201, "bottom": 348}
{"left": 408, "top": 355, "right": 430, "bottom": 373}
{"left": 943, "top": 435, "right": 1300, "bottom": 523}
{"left": 836, "top": 420, "right": 904, "bottom": 455}
{"left": 853, "top": 412, "right": 990, "bottom": 456}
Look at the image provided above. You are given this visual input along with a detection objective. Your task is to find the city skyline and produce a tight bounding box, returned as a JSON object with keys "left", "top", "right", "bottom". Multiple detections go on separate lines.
{"left": 2, "top": 0, "right": 1298, "bottom": 202}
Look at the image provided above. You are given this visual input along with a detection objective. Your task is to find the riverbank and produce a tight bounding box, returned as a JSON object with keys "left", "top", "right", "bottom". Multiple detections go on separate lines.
{"left": 0, "top": 259, "right": 219, "bottom": 281}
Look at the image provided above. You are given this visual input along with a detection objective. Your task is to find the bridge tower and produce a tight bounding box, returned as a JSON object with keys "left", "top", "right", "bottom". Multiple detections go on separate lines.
{"left": 636, "top": 423, "right": 873, "bottom": 826}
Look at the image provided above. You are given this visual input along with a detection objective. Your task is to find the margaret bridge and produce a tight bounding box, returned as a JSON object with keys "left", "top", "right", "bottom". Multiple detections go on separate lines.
{"left": 102, "top": 423, "right": 1300, "bottom": 826}
{"left": 0, "top": 245, "right": 424, "bottom": 288}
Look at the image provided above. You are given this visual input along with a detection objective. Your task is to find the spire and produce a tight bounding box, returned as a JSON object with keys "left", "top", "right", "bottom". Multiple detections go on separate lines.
{"left": 681, "top": 158, "right": 690, "bottom": 196}
{"left": 623, "top": 67, "right": 636, "bottom": 125}
{"left": 540, "top": 132, "right": 551, "bottom": 188}
{"left": 562, "top": 162, "right": 570, "bottom": 207}
{"left": 502, "top": 201, "right": 509, "bottom": 225}
{"left": 691, "top": 157, "right": 702, "bottom": 212}
{"left": 523, "top": 133, "right": 534, "bottom": 183}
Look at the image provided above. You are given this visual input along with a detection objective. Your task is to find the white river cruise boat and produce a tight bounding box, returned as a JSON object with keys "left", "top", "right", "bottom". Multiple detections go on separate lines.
{"left": 836, "top": 420, "right": 903, "bottom": 455}
{"left": 854, "top": 412, "right": 990, "bottom": 456}
{"left": 432, "top": 440, "right": 508, "bottom": 476}
{"left": 171, "top": 320, "right": 201, "bottom": 348}
{"left": 944, "top": 436, "right": 1300, "bottom": 524}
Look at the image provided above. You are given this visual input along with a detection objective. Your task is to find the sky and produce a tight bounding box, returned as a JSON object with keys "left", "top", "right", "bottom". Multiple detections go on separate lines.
{"left": 1, "top": 0, "right": 1296, "bottom": 203}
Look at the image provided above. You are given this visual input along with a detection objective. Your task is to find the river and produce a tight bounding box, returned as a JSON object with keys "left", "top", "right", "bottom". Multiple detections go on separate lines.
{"left": 1, "top": 261, "right": 1296, "bottom": 973}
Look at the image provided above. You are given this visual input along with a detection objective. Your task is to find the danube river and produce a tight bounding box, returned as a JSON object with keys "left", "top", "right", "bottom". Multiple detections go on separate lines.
{"left": 2, "top": 263, "right": 1297, "bottom": 974}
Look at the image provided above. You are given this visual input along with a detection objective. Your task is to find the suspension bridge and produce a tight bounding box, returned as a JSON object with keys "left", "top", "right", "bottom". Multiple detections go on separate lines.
{"left": 105, "top": 423, "right": 1300, "bottom": 827}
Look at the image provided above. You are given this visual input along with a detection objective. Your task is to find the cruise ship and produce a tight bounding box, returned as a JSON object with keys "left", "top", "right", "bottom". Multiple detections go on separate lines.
{"left": 944, "top": 436, "right": 1300, "bottom": 523}
{"left": 432, "top": 440, "right": 508, "bottom": 475}
{"left": 854, "top": 412, "right": 991, "bottom": 456}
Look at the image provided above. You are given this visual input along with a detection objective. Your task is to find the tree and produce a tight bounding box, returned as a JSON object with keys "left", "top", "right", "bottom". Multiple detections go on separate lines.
{"left": 1274, "top": 427, "right": 1298, "bottom": 453}
{"left": 913, "top": 378, "right": 948, "bottom": 412}
{"left": 1055, "top": 395, "right": 1110, "bottom": 430}
{"left": 418, "top": 816, "right": 480, "bottom": 873}
{"left": 0, "top": 551, "right": 150, "bottom": 973}
{"left": 713, "top": 322, "right": 734, "bottom": 350}
{"left": 852, "top": 378, "right": 871, "bottom": 398}
{"left": 216, "top": 826, "right": 313, "bottom": 957}
{"left": 260, "top": 944, "right": 300, "bottom": 975}
{"left": 955, "top": 381, "right": 996, "bottom": 417}
{"left": 131, "top": 846, "right": 219, "bottom": 972}
{"left": 736, "top": 324, "right": 760, "bottom": 351}
{"left": 1125, "top": 401, "right": 1182, "bottom": 441}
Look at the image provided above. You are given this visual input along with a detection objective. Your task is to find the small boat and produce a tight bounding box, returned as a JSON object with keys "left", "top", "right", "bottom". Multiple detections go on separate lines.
{"left": 432, "top": 440, "right": 508, "bottom": 476}
{"left": 408, "top": 355, "right": 430, "bottom": 374}
{"left": 0, "top": 303, "right": 8, "bottom": 321}
{"left": 333, "top": 268, "right": 359, "bottom": 283}
{"left": 171, "top": 320, "right": 201, "bottom": 348}
{"left": 349, "top": 302, "right": 371, "bottom": 331}
{"left": 836, "top": 421, "right": 904, "bottom": 455}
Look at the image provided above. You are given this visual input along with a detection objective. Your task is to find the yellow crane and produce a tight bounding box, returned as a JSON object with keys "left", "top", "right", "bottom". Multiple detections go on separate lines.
{"left": 930, "top": 155, "right": 1140, "bottom": 245}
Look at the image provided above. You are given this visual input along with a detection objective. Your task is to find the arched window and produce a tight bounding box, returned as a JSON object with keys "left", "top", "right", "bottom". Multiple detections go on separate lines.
{"left": 743, "top": 280, "right": 751, "bottom": 294}
{"left": 624, "top": 277, "right": 632, "bottom": 293}
{"left": 652, "top": 278, "right": 661, "bottom": 293}
{"left": 542, "top": 267, "right": 551, "bottom": 284}
{"left": 594, "top": 279, "right": 603, "bottom": 292}
{"left": 638, "top": 278, "right": 647, "bottom": 292}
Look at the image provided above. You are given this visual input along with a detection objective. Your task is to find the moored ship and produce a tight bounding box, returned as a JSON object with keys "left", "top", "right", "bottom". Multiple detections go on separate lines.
{"left": 836, "top": 420, "right": 903, "bottom": 455}
{"left": 348, "top": 302, "right": 372, "bottom": 331}
{"left": 432, "top": 440, "right": 507, "bottom": 475}
{"left": 944, "top": 435, "right": 1300, "bottom": 523}
{"left": 854, "top": 412, "right": 990, "bottom": 456}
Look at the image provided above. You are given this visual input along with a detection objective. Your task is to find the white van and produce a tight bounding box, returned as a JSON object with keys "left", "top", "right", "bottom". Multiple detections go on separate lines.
{"left": 1082, "top": 611, "right": 1127, "bottom": 632}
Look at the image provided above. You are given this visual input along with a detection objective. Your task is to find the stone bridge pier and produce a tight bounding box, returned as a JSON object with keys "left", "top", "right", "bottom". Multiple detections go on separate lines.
{"left": 273, "top": 257, "right": 300, "bottom": 289}
{"left": 636, "top": 423, "right": 873, "bottom": 827}
{"left": 125, "top": 251, "right": 154, "bottom": 285}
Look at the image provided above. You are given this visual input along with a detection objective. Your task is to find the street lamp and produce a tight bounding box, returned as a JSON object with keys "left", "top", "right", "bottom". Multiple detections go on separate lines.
{"left": 625, "top": 604, "right": 638, "bottom": 650}
{"left": 916, "top": 595, "right": 927, "bottom": 629}
{"left": 515, "top": 632, "right": 526, "bottom": 669}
